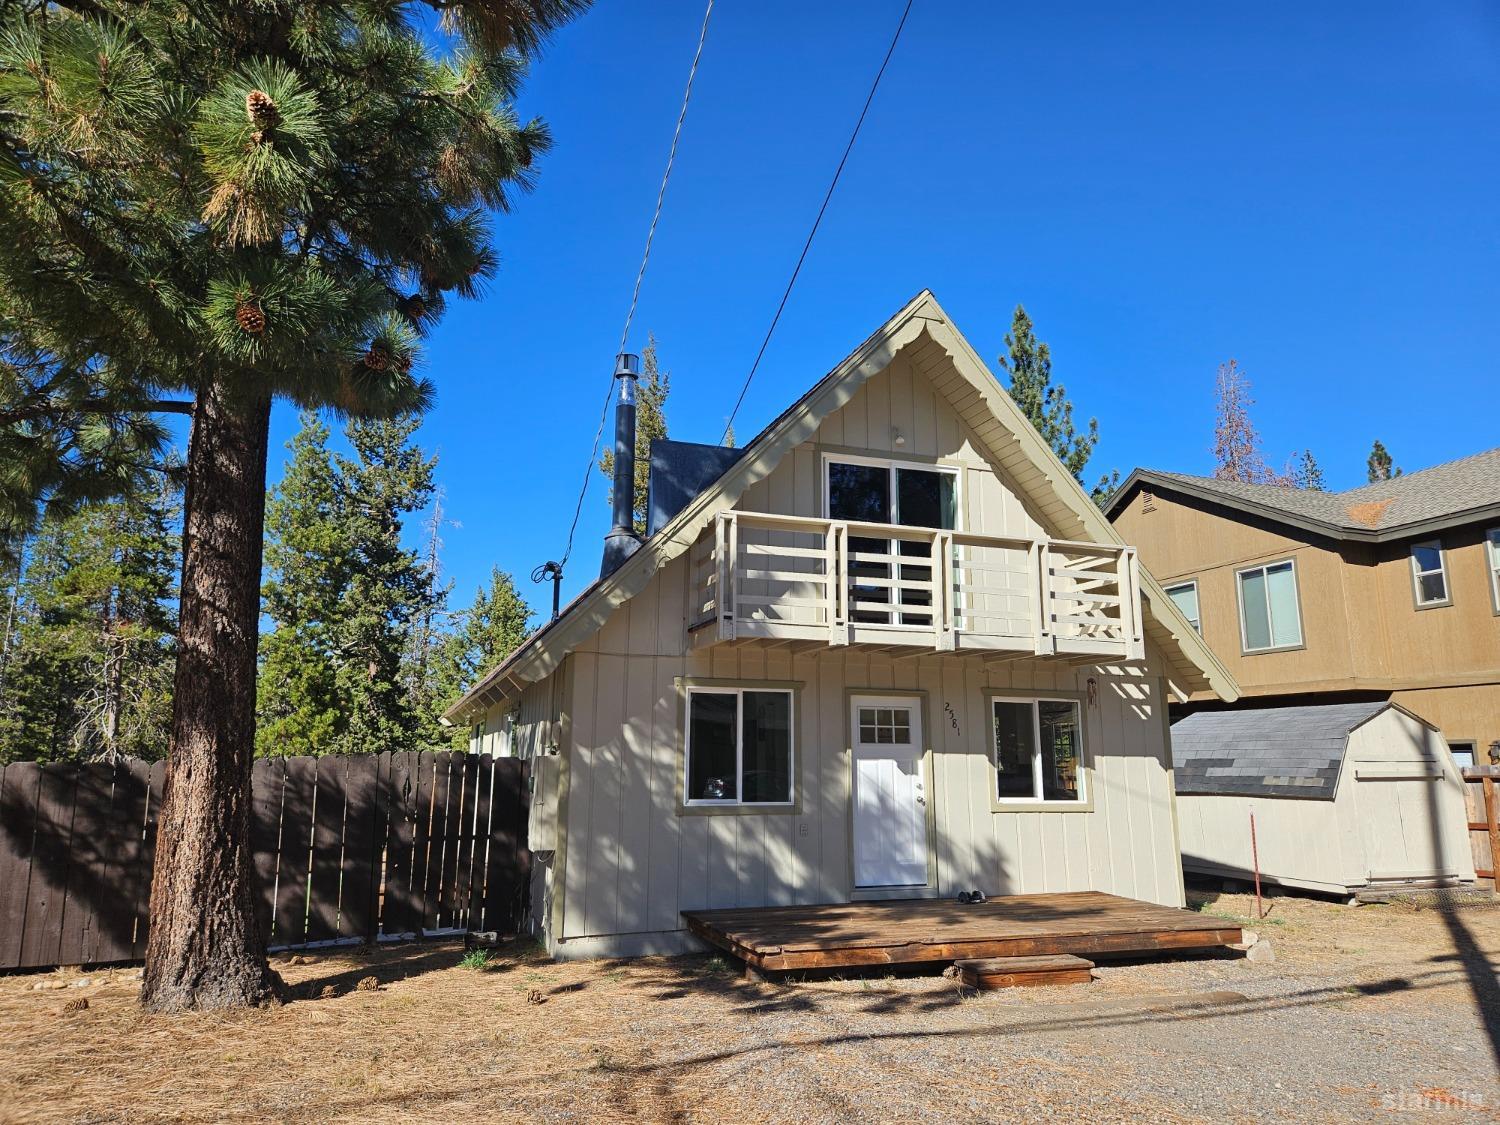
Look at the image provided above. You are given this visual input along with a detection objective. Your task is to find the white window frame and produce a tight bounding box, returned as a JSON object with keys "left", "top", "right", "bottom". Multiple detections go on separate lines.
{"left": 683, "top": 686, "right": 795, "bottom": 807}
{"left": 1409, "top": 538, "right": 1451, "bottom": 609}
{"left": 1164, "top": 579, "right": 1201, "bottom": 634}
{"left": 1486, "top": 529, "right": 1500, "bottom": 616}
{"left": 471, "top": 719, "right": 486, "bottom": 753}
{"left": 1448, "top": 741, "right": 1476, "bottom": 771}
{"left": 989, "top": 695, "right": 1089, "bottom": 806}
{"left": 821, "top": 453, "right": 963, "bottom": 532}
{"left": 1236, "top": 558, "right": 1304, "bottom": 654}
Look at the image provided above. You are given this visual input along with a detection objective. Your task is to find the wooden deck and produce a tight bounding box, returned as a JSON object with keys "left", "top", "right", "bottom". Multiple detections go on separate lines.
{"left": 682, "top": 891, "right": 1243, "bottom": 972}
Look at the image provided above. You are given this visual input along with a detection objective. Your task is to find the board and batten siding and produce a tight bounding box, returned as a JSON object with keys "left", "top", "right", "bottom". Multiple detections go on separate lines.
{"left": 527, "top": 356, "right": 1186, "bottom": 955}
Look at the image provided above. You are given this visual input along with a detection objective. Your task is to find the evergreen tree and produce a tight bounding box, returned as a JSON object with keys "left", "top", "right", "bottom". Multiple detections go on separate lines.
{"left": 600, "top": 333, "right": 669, "bottom": 534}
{"left": 0, "top": 0, "right": 586, "bottom": 1009}
{"left": 0, "top": 483, "right": 177, "bottom": 765}
{"left": 256, "top": 414, "right": 343, "bottom": 756}
{"left": 333, "top": 415, "right": 439, "bottom": 755}
{"left": 1211, "top": 360, "right": 1295, "bottom": 486}
{"left": 1367, "top": 440, "right": 1401, "bottom": 482}
{"left": 1291, "top": 450, "right": 1326, "bottom": 491}
{"left": 258, "top": 412, "right": 439, "bottom": 757}
{"left": 427, "top": 567, "right": 533, "bottom": 746}
{"left": 998, "top": 306, "right": 1116, "bottom": 503}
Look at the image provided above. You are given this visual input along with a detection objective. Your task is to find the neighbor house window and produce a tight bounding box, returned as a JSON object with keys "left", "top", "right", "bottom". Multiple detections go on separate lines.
{"left": 1410, "top": 540, "right": 1450, "bottom": 608}
{"left": 685, "top": 687, "right": 793, "bottom": 805}
{"left": 1165, "top": 580, "right": 1201, "bottom": 634}
{"left": 991, "top": 697, "right": 1086, "bottom": 804}
{"left": 1487, "top": 529, "right": 1500, "bottom": 613}
{"left": 1237, "top": 559, "right": 1302, "bottom": 652}
{"left": 471, "top": 719, "right": 486, "bottom": 752}
{"left": 1448, "top": 741, "right": 1476, "bottom": 770}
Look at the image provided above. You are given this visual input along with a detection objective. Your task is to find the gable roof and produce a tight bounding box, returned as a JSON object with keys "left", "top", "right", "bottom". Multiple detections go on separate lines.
{"left": 1104, "top": 448, "right": 1500, "bottom": 542}
{"left": 444, "top": 290, "right": 1240, "bottom": 722}
{"left": 1170, "top": 701, "right": 1424, "bottom": 801}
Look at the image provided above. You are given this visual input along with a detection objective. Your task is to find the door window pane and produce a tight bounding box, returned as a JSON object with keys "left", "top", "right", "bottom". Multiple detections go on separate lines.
{"left": 828, "top": 462, "right": 890, "bottom": 523}
{"left": 1240, "top": 568, "right": 1272, "bottom": 650}
{"left": 687, "top": 692, "right": 738, "bottom": 801}
{"left": 742, "top": 691, "right": 792, "bottom": 803}
{"left": 1038, "top": 700, "right": 1082, "bottom": 801}
{"left": 895, "top": 468, "right": 955, "bottom": 530}
{"left": 993, "top": 701, "right": 1036, "bottom": 798}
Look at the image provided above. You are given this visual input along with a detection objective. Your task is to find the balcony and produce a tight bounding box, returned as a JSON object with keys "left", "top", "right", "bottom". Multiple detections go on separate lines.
{"left": 689, "top": 510, "right": 1145, "bottom": 661}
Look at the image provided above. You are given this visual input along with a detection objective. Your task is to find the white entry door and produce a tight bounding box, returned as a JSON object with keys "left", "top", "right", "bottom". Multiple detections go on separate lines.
{"left": 851, "top": 696, "right": 929, "bottom": 888}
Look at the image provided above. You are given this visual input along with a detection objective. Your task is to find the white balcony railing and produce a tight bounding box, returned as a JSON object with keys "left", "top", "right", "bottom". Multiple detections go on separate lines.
{"left": 689, "top": 510, "right": 1145, "bottom": 660}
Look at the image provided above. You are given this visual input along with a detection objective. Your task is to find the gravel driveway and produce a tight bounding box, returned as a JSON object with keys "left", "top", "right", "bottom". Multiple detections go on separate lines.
{"left": 1, "top": 889, "right": 1496, "bottom": 1123}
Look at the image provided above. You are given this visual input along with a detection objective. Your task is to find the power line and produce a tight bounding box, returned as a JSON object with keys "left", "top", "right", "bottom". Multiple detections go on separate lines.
{"left": 556, "top": 0, "right": 716, "bottom": 570}
{"left": 721, "top": 0, "right": 914, "bottom": 443}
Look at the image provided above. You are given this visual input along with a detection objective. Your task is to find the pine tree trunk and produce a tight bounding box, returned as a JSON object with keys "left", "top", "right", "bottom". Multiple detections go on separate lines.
{"left": 141, "top": 386, "right": 279, "bottom": 1012}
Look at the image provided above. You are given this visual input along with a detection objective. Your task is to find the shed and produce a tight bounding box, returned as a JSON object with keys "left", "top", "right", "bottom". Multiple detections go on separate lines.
{"left": 1171, "top": 702, "right": 1476, "bottom": 896}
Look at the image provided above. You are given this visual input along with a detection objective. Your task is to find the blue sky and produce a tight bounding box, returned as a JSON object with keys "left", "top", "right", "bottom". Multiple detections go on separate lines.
{"left": 266, "top": 1, "right": 1500, "bottom": 617}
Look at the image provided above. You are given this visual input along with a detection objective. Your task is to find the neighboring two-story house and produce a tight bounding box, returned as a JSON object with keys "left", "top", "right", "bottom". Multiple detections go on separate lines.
{"left": 1105, "top": 452, "right": 1500, "bottom": 769}
{"left": 443, "top": 291, "right": 1236, "bottom": 958}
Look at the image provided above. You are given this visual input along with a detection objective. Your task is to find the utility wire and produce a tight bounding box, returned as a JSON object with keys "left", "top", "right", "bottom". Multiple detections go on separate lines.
{"left": 556, "top": 0, "right": 715, "bottom": 570}
{"left": 721, "top": 0, "right": 913, "bottom": 443}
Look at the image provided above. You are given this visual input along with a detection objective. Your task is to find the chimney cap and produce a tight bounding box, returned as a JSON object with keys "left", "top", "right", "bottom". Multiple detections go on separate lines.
{"left": 615, "top": 352, "right": 641, "bottom": 379}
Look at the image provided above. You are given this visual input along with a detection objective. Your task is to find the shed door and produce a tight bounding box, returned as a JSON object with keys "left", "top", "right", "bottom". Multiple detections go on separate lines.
{"left": 1353, "top": 769, "right": 1461, "bottom": 882}
{"left": 851, "top": 697, "right": 929, "bottom": 888}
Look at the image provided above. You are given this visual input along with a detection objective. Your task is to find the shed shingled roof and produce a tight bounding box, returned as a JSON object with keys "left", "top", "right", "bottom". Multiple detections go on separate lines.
{"left": 1108, "top": 447, "right": 1500, "bottom": 538}
{"left": 1171, "top": 702, "right": 1392, "bottom": 800}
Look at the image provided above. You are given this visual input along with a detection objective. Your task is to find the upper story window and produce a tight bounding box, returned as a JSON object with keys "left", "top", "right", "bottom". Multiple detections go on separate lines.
{"left": 1164, "top": 579, "right": 1201, "bottom": 634}
{"left": 1237, "top": 559, "right": 1302, "bottom": 653}
{"left": 1410, "top": 540, "right": 1450, "bottom": 608}
{"left": 1487, "top": 529, "right": 1500, "bottom": 614}
{"left": 825, "top": 456, "right": 958, "bottom": 531}
{"left": 685, "top": 687, "right": 794, "bottom": 806}
{"left": 991, "top": 696, "right": 1087, "bottom": 804}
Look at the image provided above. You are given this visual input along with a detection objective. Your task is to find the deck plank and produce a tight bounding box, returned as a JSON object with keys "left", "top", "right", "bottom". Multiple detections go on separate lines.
{"left": 682, "top": 892, "right": 1242, "bottom": 971}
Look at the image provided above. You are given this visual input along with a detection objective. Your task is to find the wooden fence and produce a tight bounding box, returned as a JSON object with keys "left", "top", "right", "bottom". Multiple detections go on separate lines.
{"left": 0, "top": 751, "right": 529, "bottom": 972}
{"left": 1462, "top": 766, "right": 1500, "bottom": 888}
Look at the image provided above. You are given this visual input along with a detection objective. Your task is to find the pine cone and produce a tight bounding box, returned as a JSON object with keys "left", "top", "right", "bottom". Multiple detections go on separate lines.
{"left": 245, "top": 89, "right": 282, "bottom": 130}
{"left": 363, "top": 344, "right": 390, "bottom": 372}
{"left": 235, "top": 299, "right": 266, "bottom": 335}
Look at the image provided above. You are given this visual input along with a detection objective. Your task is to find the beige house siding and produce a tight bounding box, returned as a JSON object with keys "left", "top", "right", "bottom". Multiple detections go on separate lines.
{"left": 540, "top": 359, "right": 1187, "bottom": 953}
{"left": 557, "top": 633, "right": 1183, "bottom": 951}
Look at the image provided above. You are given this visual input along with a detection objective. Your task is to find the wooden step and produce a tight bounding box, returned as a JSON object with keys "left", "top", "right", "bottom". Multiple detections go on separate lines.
{"left": 954, "top": 954, "right": 1094, "bottom": 990}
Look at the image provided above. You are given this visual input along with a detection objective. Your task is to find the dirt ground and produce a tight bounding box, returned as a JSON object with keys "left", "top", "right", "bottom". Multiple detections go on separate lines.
{"left": 1, "top": 888, "right": 1497, "bottom": 1124}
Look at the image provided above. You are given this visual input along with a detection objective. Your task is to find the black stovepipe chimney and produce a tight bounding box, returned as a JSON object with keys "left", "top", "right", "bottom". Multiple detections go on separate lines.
{"left": 601, "top": 351, "right": 642, "bottom": 578}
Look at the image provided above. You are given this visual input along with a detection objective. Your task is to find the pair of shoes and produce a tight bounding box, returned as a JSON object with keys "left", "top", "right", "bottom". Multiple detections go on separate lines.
{"left": 955, "top": 890, "right": 988, "bottom": 905}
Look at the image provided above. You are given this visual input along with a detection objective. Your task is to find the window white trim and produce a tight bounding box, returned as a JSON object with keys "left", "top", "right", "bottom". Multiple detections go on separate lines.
{"left": 1235, "top": 558, "right": 1304, "bottom": 654}
{"left": 820, "top": 453, "right": 963, "bottom": 531}
{"left": 683, "top": 686, "right": 795, "bottom": 807}
{"left": 988, "top": 694, "right": 1089, "bottom": 806}
{"left": 1409, "top": 538, "right": 1451, "bottom": 609}
{"left": 1164, "top": 579, "right": 1201, "bottom": 634}
{"left": 1486, "top": 529, "right": 1500, "bottom": 616}
{"left": 1448, "top": 741, "right": 1477, "bottom": 771}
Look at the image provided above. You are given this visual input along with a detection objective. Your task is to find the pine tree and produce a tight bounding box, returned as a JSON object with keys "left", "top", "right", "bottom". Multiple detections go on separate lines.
{"left": 1367, "top": 440, "right": 1401, "bottom": 482}
{"left": 256, "top": 414, "right": 343, "bottom": 757}
{"left": 1211, "top": 360, "right": 1294, "bottom": 486}
{"left": 333, "top": 415, "right": 439, "bottom": 756}
{"left": 998, "top": 306, "right": 1116, "bottom": 503}
{"left": 0, "top": 482, "right": 177, "bottom": 765}
{"left": 258, "top": 412, "right": 439, "bottom": 757}
{"left": 0, "top": 0, "right": 587, "bottom": 1010}
{"left": 428, "top": 567, "right": 534, "bottom": 746}
{"left": 1291, "top": 450, "right": 1325, "bottom": 491}
{"left": 600, "top": 333, "right": 669, "bottom": 534}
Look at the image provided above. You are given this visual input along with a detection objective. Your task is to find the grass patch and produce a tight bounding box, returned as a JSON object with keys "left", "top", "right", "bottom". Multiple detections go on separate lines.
{"left": 459, "top": 948, "right": 495, "bottom": 970}
{"left": 1193, "top": 906, "right": 1286, "bottom": 927}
